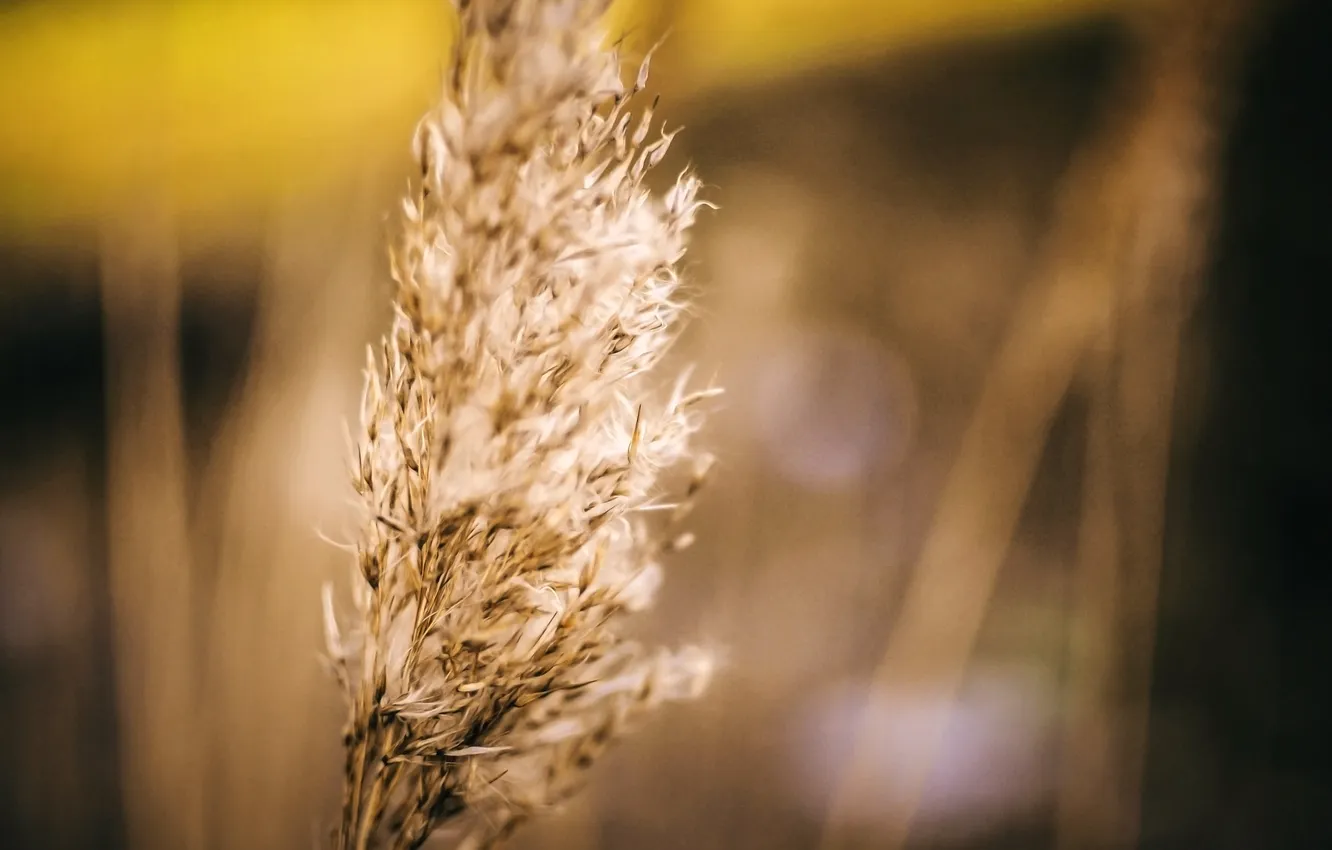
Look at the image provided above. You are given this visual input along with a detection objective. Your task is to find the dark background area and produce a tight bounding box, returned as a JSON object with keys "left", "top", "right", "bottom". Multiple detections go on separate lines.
{"left": 1145, "top": 1, "right": 1332, "bottom": 846}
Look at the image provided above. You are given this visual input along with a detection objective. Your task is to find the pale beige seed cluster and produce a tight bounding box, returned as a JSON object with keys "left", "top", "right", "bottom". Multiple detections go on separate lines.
{"left": 323, "top": 1, "right": 717, "bottom": 848}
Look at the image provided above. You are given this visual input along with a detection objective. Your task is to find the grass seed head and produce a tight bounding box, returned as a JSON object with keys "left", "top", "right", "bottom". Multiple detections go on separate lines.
{"left": 327, "top": 2, "right": 717, "bottom": 847}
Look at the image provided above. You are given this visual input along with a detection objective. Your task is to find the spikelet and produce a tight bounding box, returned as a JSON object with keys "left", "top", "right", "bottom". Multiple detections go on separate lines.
{"left": 325, "top": 2, "right": 717, "bottom": 847}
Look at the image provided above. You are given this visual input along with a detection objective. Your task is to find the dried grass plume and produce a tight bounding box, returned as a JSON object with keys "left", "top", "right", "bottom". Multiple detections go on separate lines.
{"left": 323, "top": 1, "right": 718, "bottom": 848}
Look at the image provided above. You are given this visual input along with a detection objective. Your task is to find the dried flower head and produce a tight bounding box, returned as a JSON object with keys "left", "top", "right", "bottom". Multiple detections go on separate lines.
{"left": 323, "top": 1, "right": 717, "bottom": 847}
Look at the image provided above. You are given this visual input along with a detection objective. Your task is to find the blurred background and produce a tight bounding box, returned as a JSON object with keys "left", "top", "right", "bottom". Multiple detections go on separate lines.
{"left": 2, "top": 0, "right": 1329, "bottom": 848}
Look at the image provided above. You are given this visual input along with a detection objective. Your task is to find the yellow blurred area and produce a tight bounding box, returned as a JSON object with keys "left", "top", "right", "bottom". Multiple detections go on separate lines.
{"left": 0, "top": 0, "right": 453, "bottom": 229}
{"left": 0, "top": 0, "right": 1121, "bottom": 230}
{"left": 671, "top": 0, "right": 1120, "bottom": 90}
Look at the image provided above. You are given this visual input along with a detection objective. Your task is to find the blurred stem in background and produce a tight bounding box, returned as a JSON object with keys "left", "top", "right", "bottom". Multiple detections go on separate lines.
{"left": 818, "top": 2, "right": 1262, "bottom": 849}
{"left": 196, "top": 182, "right": 384, "bottom": 849}
{"left": 1058, "top": 4, "right": 1262, "bottom": 846}
{"left": 100, "top": 196, "right": 203, "bottom": 850}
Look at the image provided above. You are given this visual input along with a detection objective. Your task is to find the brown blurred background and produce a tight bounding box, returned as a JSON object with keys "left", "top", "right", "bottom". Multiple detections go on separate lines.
{"left": 2, "top": 1, "right": 1330, "bottom": 848}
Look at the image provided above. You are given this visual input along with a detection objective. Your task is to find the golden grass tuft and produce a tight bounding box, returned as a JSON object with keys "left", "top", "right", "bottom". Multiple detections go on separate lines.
{"left": 325, "top": 2, "right": 718, "bottom": 847}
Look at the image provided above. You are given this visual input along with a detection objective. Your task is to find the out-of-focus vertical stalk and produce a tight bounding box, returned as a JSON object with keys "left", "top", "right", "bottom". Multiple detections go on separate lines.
{"left": 1058, "top": 2, "right": 1262, "bottom": 846}
{"left": 817, "top": 66, "right": 1135, "bottom": 850}
{"left": 819, "top": 3, "right": 1259, "bottom": 849}
{"left": 1061, "top": 337, "right": 1123, "bottom": 845}
{"left": 201, "top": 183, "right": 382, "bottom": 849}
{"left": 101, "top": 199, "right": 204, "bottom": 850}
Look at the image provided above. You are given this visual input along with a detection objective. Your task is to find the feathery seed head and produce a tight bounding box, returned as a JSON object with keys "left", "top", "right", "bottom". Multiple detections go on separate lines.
{"left": 326, "top": 1, "right": 716, "bottom": 847}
